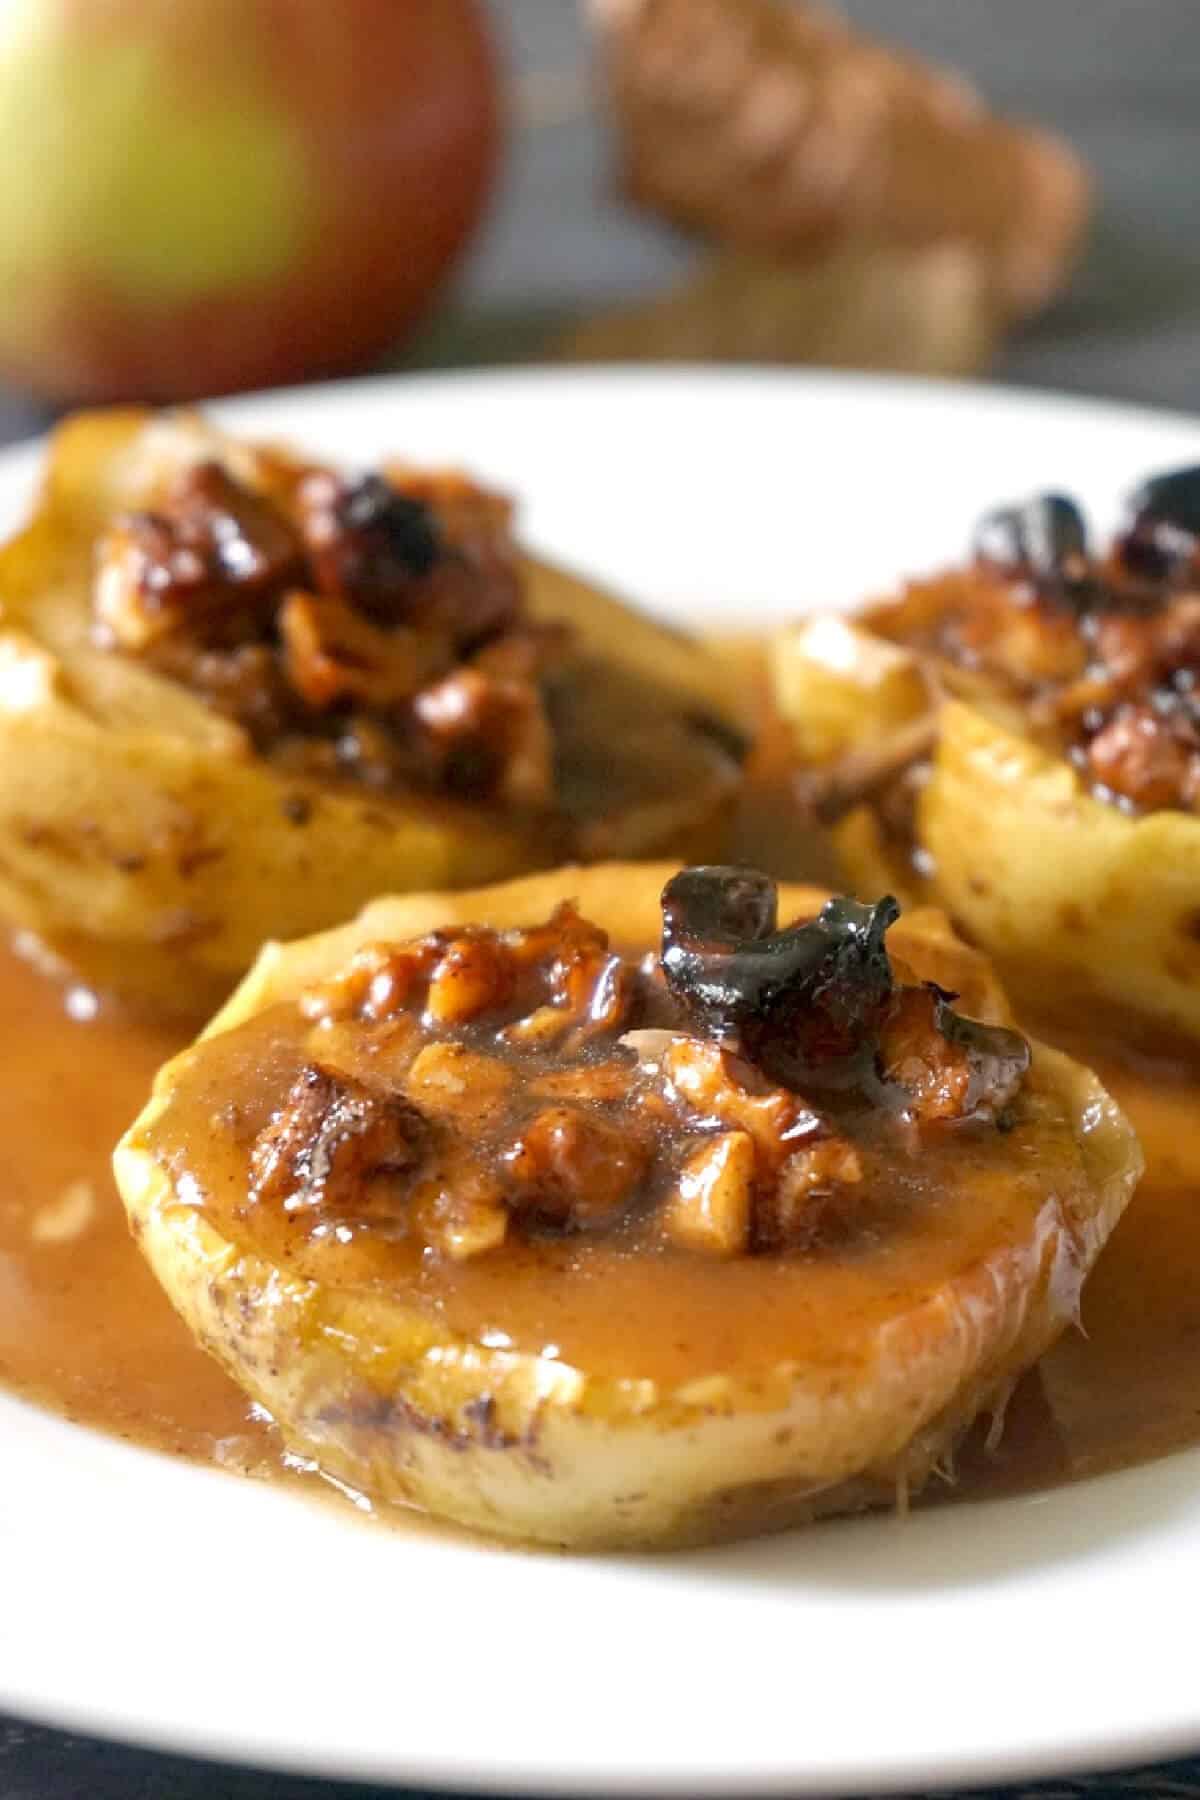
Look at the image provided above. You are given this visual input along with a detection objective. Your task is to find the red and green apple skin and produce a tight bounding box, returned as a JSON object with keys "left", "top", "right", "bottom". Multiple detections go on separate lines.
{"left": 0, "top": 0, "right": 501, "bottom": 401}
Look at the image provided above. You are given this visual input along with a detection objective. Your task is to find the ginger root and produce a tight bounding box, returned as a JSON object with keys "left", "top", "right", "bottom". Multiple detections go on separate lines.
{"left": 587, "top": 0, "right": 1090, "bottom": 323}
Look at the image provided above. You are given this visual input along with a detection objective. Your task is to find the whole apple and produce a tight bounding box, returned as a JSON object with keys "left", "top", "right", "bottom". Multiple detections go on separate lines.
{"left": 0, "top": 0, "right": 501, "bottom": 401}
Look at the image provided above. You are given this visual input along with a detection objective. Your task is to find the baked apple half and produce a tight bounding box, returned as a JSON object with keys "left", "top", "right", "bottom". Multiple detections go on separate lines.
{"left": 0, "top": 410, "right": 746, "bottom": 1013}
{"left": 773, "top": 469, "right": 1200, "bottom": 1038}
{"left": 114, "top": 862, "right": 1139, "bottom": 1549}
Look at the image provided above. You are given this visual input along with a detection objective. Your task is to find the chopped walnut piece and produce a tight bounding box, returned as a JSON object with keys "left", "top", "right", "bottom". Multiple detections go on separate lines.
{"left": 866, "top": 481, "right": 1200, "bottom": 817}
{"left": 954, "top": 586, "right": 1090, "bottom": 686}
{"left": 439, "top": 1200, "right": 510, "bottom": 1261}
{"left": 301, "top": 906, "right": 633, "bottom": 1048}
{"left": 529, "top": 1059, "right": 641, "bottom": 1105}
{"left": 506, "top": 948, "right": 632, "bottom": 1049}
{"left": 878, "top": 984, "right": 1029, "bottom": 1124}
{"left": 95, "top": 461, "right": 301, "bottom": 652}
{"left": 1085, "top": 704, "right": 1200, "bottom": 812}
{"left": 501, "top": 1106, "right": 648, "bottom": 1230}
{"left": 889, "top": 573, "right": 1091, "bottom": 693}
{"left": 1158, "top": 595, "right": 1200, "bottom": 667}
{"left": 279, "top": 592, "right": 449, "bottom": 710}
{"left": 300, "top": 940, "right": 433, "bottom": 1024}
{"left": 877, "top": 985, "right": 974, "bottom": 1122}
{"left": 564, "top": 951, "right": 632, "bottom": 1040}
{"left": 249, "top": 1065, "right": 424, "bottom": 1220}
{"left": 530, "top": 904, "right": 635, "bottom": 1042}
{"left": 92, "top": 441, "right": 561, "bottom": 814}
{"left": 95, "top": 515, "right": 206, "bottom": 653}
{"left": 425, "top": 934, "right": 517, "bottom": 1026}
{"left": 413, "top": 666, "right": 556, "bottom": 807}
{"left": 262, "top": 878, "right": 1030, "bottom": 1264}
{"left": 148, "top": 640, "right": 299, "bottom": 744}
{"left": 300, "top": 1015, "right": 422, "bottom": 1096}
{"left": 664, "top": 1130, "right": 755, "bottom": 1255}
{"left": 659, "top": 1036, "right": 821, "bottom": 1167}
{"left": 416, "top": 1172, "right": 510, "bottom": 1262}
{"left": 762, "top": 1138, "right": 864, "bottom": 1248}
{"left": 404, "top": 1042, "right": 516, "bottom": 1122}
{"left": 1090, "top": 612, "right": 1157, "bottom": 692}
{"left": 416, "top": 554, "right": 525, "bottom": 656}
{"left": 507, "top": 901, "right": 610, "bottom": 971}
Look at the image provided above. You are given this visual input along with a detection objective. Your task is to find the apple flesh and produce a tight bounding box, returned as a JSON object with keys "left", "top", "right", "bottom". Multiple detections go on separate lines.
{"left": 0, "top": 0, "right": 501, "bottom": 401}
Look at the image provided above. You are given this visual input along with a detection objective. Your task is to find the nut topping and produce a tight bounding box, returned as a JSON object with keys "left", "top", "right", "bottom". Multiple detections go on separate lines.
{"left": 95, "top": 461, "right": 302, "bottom": 653}
{"left": 871, "top": 468, "right": 1200, "bottom": 815}
{"left": 93, "top": 451, "right": 553, "bottom": 808}
{"left": 249, "top": 1065, "right": 425, "bottom": 1227}
{"left": 245, "top": 869, "right": 1031, "bottom": 1262}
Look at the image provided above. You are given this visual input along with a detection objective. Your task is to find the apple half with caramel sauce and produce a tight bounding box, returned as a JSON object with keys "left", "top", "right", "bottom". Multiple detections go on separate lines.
{"left": 0, "top": 410, "right": 746, "bottom": 1013}
{"left": 114, "top": 863, "right": 1140, "bottom": 1549}
{"left": 772, "top": 469, "right": 1200, "bottom": 1040}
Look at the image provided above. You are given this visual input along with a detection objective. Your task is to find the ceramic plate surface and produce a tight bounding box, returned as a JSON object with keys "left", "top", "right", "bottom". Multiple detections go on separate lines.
{"left": 3, "top": 369, "right": 1200, "bottom": 1796}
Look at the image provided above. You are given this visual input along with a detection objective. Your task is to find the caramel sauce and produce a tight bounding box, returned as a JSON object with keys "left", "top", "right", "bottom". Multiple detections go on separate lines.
{"left": 3, "top": 907, "right": 1200, "bottom": 1520}
{"left": 974, "top": 1022, "right": 1200, "bottom": 1493}
{"left": 140, "top": 996, "right": 1090, "bottom": 1389}
{"left": 0, "top": 942, "right": 271, "bottom": 1466}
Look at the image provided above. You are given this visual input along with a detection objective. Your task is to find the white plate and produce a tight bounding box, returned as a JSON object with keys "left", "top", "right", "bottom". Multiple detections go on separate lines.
{"left": 3, "top": 368, "right": 1200, "bottom": 1796}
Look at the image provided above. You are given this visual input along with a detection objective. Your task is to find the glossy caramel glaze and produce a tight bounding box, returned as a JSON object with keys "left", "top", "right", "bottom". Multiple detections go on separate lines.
{"left": 134, "top": 981, "right": 1076, "bottom": 1383}
{"left": 2, "top": 935, "right": 1200, "bottom": 1513}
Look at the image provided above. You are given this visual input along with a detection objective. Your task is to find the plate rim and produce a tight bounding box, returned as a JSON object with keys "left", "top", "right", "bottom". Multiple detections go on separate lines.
{"left": 3, "top": 363, "right": 1200, "bottom": 1797}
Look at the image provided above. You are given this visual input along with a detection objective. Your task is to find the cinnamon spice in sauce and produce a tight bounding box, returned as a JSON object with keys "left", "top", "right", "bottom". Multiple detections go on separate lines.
{"left": 2, "top": 917, "right": 1197, "bottom": 1514}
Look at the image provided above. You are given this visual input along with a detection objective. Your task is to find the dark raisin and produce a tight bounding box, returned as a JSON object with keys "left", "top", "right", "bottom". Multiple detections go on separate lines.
{"left": 659, "top": 867, "right": 1032, "bottom": 1114}
{"left": 342, "top": 476, "right": 440, "bottom": 579}
{"left": 973, "top": 492, "right": 1096, "bottom": 609}
{"left": 660, "top": 866, "right": 898, "bottom": 1091}
{"left": 302, "top": 473, "right": 441, "bottom": 622}
{"left": 1120, "top": 465, "right": 1200, "bottom": 581}
{"left": 1127, "top": 465, "right": 1200, "bottom": 539}
{"left": 660, "top": 864, "right": 778, "bottom": 951}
